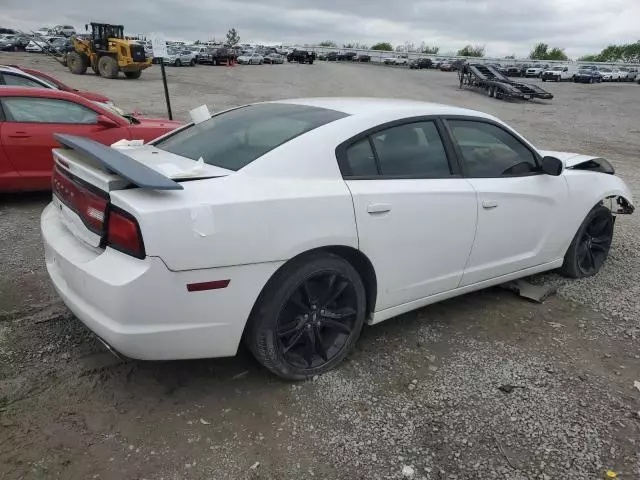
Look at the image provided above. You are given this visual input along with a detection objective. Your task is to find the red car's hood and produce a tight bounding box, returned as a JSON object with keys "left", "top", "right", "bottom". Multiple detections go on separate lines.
{"left": 73, "top": 90, "right": 112, "bottom": 103}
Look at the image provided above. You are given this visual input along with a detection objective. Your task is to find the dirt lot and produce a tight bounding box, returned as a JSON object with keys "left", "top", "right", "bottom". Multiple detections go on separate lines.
{"left": 1, "top": 53, "right": 639, "bottom": 480}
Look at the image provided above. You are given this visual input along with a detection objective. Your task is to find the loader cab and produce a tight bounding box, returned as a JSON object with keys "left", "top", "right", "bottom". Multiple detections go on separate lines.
{"left": 86, "top": 23, "right": 124, "bottom": 52}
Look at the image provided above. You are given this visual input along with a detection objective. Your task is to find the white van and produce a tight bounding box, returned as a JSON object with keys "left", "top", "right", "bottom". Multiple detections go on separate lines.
{"left": 541, "top": 65, "right": 579, "bottom": 82}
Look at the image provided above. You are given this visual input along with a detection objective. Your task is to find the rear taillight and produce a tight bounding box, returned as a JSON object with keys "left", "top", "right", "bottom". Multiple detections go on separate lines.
{"left": 107, "top": 208, "right": 145, "bottom": 259}
{"left": 52, "top": 166, "right": 108, "bottom": 235}
{"left": 53, "top": 165, "right": 145, "bottom": 259}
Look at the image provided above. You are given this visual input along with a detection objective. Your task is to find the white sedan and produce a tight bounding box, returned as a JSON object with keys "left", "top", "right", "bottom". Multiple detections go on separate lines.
{"left": 41, "top": 98, "right": 634, "bottom": 380}
{"left": 237, "top": 53, "right": 264, "bottom": 65}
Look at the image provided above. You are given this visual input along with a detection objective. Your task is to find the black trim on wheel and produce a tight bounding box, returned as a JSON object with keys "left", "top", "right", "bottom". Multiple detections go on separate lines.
{"left": 246, "top": 252, "right": 366, "bottom": 380}
{"left": 560, "top": 205, "right": 614, "bottom": 278}
{"left": 276, "top": 271, "right": 358, "bottom": 369}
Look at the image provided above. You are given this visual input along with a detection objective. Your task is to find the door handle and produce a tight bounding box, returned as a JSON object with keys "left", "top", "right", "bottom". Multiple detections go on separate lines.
{"left": 367, "top": 203, "right": 392, "bottom": 214}
{"left": 482, "top": 200, "right": 498, "bottom": 209}
{"left": 8, "top": 132, "right": 30, "bottom": 138}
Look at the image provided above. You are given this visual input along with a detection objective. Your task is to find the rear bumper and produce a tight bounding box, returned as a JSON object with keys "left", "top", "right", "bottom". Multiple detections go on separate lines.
{"left": 41, "top": 203, "right": 282, "bottom": 360}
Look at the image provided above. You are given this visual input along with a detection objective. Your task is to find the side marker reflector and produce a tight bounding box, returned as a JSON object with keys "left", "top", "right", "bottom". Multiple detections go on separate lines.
{"left": 187, "top": 280, "right": 230, "bottom": 292}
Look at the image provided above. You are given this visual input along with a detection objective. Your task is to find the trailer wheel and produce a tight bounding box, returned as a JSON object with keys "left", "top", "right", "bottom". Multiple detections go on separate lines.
{"left": 98, "top": 56, "right": 119, "bottom": 79}
{"left": 67, "top": 52, "right": 87, "bottom": 75}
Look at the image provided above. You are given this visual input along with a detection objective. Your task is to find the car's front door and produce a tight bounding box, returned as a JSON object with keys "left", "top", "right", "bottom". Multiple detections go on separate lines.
{"left": 0, "top": 96, "right": 130, "bottom": 190}
{"left": 339, "top": 119, "right": 478, "bottom": 311}
{"left": 444, "top": 118, "right": 569, "bottom": 286}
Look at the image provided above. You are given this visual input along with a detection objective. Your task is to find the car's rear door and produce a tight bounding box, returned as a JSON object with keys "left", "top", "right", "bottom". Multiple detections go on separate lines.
{"left": 0, "top": 109, "right": 22, "bottom": 191}
{"left": 443, "top": 118, "right": 569, "bottom": 286}
{"left": 0, "top": 96, "right": 129, "bottom": 190}
{"left": 338, "top": 118, "right": 478, "bottom": 311}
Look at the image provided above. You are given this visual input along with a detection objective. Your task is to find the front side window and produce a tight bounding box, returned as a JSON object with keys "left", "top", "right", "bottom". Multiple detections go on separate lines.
{"left": 155, "top": 103, "right": 347, "bottom": 171}
{"left": 2, "top": 97, "right": 98, "bottom": 124}
{"left": 2, "top": 73, "right": 45, "bottom": 88}
{"left": 448, "top": 120, "right": 538, "bottom": 177}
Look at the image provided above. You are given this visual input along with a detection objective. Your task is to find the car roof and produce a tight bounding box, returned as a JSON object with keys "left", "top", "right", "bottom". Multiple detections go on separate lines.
{"left": 0, "top": 86, "right": 84, "bottom": 101}
{"left": 0, "top": 65, "right": 58, "bottom": 87}
{"left": 271, "top": 97, "right": 495, "bottom": 121}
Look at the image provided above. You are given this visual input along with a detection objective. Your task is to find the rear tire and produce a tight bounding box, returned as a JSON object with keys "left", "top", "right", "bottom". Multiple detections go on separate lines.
{"left": 175, "top": 59, "right": 181, "bottom": 67}
{"left": 67, "top": 52, "right": 87, "bottom": 75}
{"left": 98, "top": 56, "right": 118, "bottom": 79}
{"left": 560, "top": 205, "right": 614, "bottom": 278}
{"left": 246, "top": 252, "right": 366, "bottom": 380}
{"left": 190, "top": 59, "right": 196, "bottom": 66}
{"left": 124, "top": 70, "right": 141, "bottom": 79}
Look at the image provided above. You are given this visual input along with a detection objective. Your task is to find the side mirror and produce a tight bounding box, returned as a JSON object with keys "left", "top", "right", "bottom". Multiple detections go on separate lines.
{"left": 96, "top": 114, "right": 119, "bottom": 128}
{"left": 541, "top": 156, "right": 563, "bottom": 176}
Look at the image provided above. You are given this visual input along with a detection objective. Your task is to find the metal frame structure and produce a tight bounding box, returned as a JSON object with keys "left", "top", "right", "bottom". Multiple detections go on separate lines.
{"left": 458, "top": 63, "right": 554, "bottom": 100}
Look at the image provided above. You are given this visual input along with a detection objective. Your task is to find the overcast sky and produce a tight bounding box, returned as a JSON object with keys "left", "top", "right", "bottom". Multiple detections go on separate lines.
{"left": 2, "top": 0, "right": 638, "bottom": 58}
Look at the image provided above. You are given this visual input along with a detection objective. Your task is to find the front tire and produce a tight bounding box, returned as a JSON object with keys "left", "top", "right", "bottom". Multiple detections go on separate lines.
{"left": 124, "top": 70, "right": 141, "bottom": 79}
{"left": 97, "top": 55, "right": 118, "bottom": 79}
{"left": 560, "top": 205, "right": 614, "bottom": 278}
{"left": 246, "top": 252, "right": 366, "bottom": 380}
{"left": 67, "top": 52, "right": 87, "bottom": 75}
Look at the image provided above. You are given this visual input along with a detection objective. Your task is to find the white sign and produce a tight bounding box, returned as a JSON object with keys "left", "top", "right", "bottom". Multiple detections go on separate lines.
{"left": 150, "top": 33, "right": 168, "bottom": 58}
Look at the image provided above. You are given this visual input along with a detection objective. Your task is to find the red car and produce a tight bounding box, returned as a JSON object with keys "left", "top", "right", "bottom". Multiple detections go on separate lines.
{"left": 1, "top": 65, "right": 113, "bottom": 105}
{"left": 0, "top": 88, "right": 183, "bottom": 192}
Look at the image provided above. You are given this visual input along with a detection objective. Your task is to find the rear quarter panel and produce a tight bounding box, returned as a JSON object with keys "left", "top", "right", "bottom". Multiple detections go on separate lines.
{"left": 111, "top": 175, "right": 357, "bottom": 271}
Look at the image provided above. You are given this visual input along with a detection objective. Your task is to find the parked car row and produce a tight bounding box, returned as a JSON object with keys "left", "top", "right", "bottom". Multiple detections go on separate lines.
{"left": 318, "top": 52, "right": 370, "bottom": 62}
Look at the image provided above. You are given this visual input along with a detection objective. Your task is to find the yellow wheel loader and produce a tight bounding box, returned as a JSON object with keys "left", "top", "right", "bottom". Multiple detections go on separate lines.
{"left": 67, "top": 23, "right": 151, "bottom": 79}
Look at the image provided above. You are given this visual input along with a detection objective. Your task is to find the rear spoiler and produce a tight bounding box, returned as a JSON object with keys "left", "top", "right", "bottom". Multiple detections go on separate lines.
{"left": 54, "top": 134, "right": 183, "bottom": 190}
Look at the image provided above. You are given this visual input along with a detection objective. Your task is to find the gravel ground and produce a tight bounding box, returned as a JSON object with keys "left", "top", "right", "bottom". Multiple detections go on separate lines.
{"left": 1, "top": 53, "right": 639, "bottom": 480}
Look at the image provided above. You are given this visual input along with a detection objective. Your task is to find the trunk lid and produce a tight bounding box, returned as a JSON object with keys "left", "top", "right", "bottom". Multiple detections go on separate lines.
{"left": 53, "top": 133, "right": 230, "bottom": 192}
{"left": 50, "top": 134, "right": 230, "bottom": 252}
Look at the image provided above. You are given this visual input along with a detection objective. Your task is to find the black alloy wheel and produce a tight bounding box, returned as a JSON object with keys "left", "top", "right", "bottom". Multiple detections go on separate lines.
{"left": 276, "top": 272, "right": 358, "bottom": 370}
{"left": 246, "top": 253, "right": 366, "bottom": 380}
{"left": 561, "top": 205, "right": 614, "bottom": 278}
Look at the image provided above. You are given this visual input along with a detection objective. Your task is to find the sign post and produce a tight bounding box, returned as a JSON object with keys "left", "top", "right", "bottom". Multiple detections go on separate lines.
{"left": 150, "top": 34, "right": 173, "bottom": 120}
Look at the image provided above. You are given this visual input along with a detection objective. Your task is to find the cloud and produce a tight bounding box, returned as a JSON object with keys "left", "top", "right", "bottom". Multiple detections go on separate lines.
{"left": 1, "top": 0, "right": 638, "bottom": 57}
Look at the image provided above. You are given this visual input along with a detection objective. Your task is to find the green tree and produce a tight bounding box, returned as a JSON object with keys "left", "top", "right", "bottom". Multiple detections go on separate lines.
{"left": 225, "top": 28, "right": 240, "bottom": 47}
{"left": 583, "top": 41, "right": 640, "bottom": 63}
{"left": 529, "top": 42, "right": 549, "bottom": 60}
{"left": 457, "top": 44, "right": 485, "bottom": 57}
{"left": 371, "top": 42, "right": 393, "bottom": 51}
{"left": 529, "top": 43, "right": 569, "bottom": 60}
{"left": 421, "top": 44, "right": 439, "bottom": 55}
{"left": 546, "top": 47, "right": 568, "bottom": 60}
{"left": 319, "top": 40, "right": 337, "bottom": 47}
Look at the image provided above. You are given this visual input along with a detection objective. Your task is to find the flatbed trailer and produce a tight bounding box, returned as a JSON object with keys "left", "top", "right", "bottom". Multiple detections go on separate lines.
{"left": 458, "top": 63, "right": 553, "bottom": 100}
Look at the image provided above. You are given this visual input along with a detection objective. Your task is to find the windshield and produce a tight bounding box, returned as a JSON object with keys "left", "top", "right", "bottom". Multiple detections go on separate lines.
{"left": 578, "top": 69, "right": 591, "bottom": 74}
{"left": 600, "top": 68, "right": 611, "bottom": 72}
{"left": 154, "top": 103, "right": 348, "bottom": 171}
{"left": 551, "top": 66, "right": 563, "bottom": 71}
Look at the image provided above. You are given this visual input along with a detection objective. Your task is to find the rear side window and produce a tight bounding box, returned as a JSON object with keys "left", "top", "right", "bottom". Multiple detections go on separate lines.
{"left": 372, "top": 122, "right": 451, "bottom": 177}
{"left": 155, "top": 103, "right": 347, "bottom": 171}
{"left": 2, "top": 73, "right": 45, "bottom": 88}
{"left": 2, "top": 97, "right": 98, "bottom": 124}
{"left": 341, "top": 120, "right": 452, "bottom": 178}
